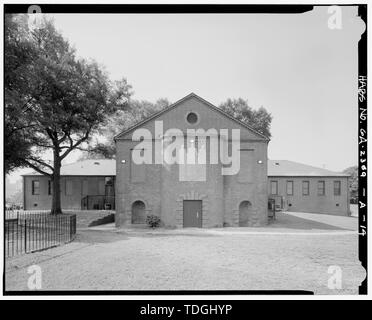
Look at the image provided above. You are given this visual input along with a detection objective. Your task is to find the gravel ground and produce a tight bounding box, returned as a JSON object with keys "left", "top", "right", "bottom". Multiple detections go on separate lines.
{"left": 5, "top": 212, "right": 365, "bottom": 294}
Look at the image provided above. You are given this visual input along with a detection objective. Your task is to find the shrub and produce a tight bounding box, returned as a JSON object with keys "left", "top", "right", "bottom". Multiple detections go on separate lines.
{"left": 146, "top": 215, "right": 161, "bottom": 228}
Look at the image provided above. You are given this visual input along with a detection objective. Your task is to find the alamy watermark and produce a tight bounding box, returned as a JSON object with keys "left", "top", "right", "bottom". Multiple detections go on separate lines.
{"left": 327, "top": 6, "right": 342, "bottom": 30}
{"left": 131, "top": 121, "right": 242, "bottom": 178}
{"left": 327, "top": 265, "right": 342, "bottom": 290}
{"left": 27, "top": 265, "right": 42, "bottom": 290}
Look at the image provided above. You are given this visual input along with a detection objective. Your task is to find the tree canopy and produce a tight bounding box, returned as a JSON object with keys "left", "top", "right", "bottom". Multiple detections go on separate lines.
{"left": 5, "top": 14, "right": 36, "bottom": 173}
{"left": 343, "top": 165, "right": 358, "bottom": 200}
{"left": 82, "top": 98, "right": 170, "bottom": 159}
{"left": 219, "top": 98, "right": 272, "bottom": 138}
{"left": 5, "top": 15, "right": 131, "bottom": 213}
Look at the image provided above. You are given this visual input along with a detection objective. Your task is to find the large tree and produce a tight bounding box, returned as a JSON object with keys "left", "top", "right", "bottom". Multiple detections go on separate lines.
{"left": 5, "top": 15, "right": 131, "bottom": 214}
{"left": 4, "top": 14, "right": 36, "bottom": 173}
{"left": 219, "top": 98, "right": 272, "bottom": 138}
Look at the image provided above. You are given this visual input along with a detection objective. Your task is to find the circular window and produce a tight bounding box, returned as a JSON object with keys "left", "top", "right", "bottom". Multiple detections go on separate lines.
{"left": 186, "top": 112, "right": 198, "bottom": 124}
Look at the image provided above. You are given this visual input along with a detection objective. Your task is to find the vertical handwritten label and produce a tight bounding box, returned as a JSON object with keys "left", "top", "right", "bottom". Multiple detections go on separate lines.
{"left": 358, "top": 75, "right": 367, "bottom": 239}
{"left": 357, "top": 5, "right": 367, "bottom": 295}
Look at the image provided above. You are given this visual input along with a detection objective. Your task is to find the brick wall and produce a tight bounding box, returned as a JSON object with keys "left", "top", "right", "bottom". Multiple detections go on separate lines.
{"left": 115, "top": 95, "right": 269, "bottom": 228}
{"left": 23, "top": 175, "right": 114, "bottom": 210}
{"left": 268, "top": 176, "right": 350, "bottom": 215}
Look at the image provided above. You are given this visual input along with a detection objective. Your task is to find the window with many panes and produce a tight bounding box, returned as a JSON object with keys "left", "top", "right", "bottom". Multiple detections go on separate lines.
{"left": 302, "top": 181, "right": 309, "bottom": 196}
{"left": 270, "top": 181, "right": 278, "bottom": 195}
{"left": 334, "top": 181, "right": 341, "bottom": 196}
{"left": 286, "top": 180, "right": 293, "bottom": 195}
{"left": 317, "top": 180, "right": 325, "bottom": 196}
{"left": 32, "top": 180, "right": 40, "bottom": 195}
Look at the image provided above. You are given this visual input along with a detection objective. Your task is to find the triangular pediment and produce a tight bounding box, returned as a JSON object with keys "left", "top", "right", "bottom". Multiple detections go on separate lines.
{"left": 115, "top": 93, "right": 269, "bottom": 141}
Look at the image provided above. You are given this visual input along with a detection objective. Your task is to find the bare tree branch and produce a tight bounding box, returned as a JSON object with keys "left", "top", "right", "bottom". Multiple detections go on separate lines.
{"left": 26, "top": 156, "right": 54, "bottom": 172}
{"left": 60, "top": 128, "right": 92, "bottom": 160}
{"left": 22, "top": 159, "right": 52, "bottom": 177}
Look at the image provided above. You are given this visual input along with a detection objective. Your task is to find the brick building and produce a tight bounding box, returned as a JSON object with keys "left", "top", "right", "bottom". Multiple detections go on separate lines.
{"left": 268, "top": 160, "right": 349, "bottom": 215}
{"left": 22, "top": 94, "right": 350, "bottom": 226}
{"left": 114, "top": 93, "right": 269, "bottom": 228}
{"left": 23, "top": 160, "right": 115, "bottom": 211}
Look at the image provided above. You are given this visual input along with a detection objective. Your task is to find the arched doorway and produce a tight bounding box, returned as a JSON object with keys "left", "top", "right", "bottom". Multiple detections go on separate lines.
{"left": 131, "top": 200, "right": 146, "bottom": 224}
{"left": 239, "top": 201, "right": 252, "bottom": 227}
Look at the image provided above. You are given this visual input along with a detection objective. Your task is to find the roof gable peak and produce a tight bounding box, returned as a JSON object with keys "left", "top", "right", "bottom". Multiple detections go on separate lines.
{"left": 114, "top": 93, "right": 270, "bottom": 141}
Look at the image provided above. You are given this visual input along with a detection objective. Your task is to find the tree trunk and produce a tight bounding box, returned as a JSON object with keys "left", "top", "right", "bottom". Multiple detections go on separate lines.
{"left": 51, "top": 152, "right": 62, "bottom": 215}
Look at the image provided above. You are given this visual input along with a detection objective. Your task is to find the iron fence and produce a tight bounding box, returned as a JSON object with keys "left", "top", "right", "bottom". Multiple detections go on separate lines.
{"left": 5, "top": 211, "right": 76, "bottom": 257}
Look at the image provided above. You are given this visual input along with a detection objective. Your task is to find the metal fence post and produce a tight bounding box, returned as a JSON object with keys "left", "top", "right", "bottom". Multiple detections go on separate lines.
{"left": 5, "top": 212, "right": 77, "bottom": 257}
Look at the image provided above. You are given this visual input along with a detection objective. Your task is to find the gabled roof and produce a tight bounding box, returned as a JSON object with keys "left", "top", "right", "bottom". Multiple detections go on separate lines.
{"left": 268, "top": 160, "right": 349, "bottom": 177}
{"left": 22, "top": 159, "right": 116, "bottom": 176}
{"left": 114, "top": 92, "right": 270, "bottom": 141}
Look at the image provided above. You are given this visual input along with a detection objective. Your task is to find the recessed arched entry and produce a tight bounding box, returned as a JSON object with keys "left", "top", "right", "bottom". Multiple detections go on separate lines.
{"left": 131, "top": 200, "right": 146, "bottom": 224}
{"left": 239, "top": 201, "right": 253, "bottom": 227}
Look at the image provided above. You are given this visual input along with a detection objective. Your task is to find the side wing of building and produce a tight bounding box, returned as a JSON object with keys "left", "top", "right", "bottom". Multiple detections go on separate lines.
{"left": 23, "top": 160, "right": 116, "bottom": 210}
{"left": 267, "top": 159, "right": 350, "bottom": 216}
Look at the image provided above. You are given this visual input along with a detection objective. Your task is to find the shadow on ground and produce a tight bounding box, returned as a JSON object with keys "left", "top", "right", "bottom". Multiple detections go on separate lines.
{"left": 75, "top": 228, "right": 219, "bottom": 244}
{"left": 75, "top": 230, "right": 130, "bottom": 244}
{"left": 74, "top": 211, "right": 355, "bottom": 245}
{"left": 269, "top": 213, "right": 351, "bottom": 230}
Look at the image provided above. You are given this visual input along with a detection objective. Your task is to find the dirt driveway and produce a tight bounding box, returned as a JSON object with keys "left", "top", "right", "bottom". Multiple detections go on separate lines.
{"left": 5, "top": 212, "right": 365, "bottom": 294}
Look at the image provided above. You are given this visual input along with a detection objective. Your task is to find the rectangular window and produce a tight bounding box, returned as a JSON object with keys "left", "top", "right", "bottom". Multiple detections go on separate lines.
{"left": 32, "top": 180, "right": 40, "bottom": 195}
{"left": 66, "top": 180, "right": 73, "bottom": 196}
{"left": 286, "top": 180, "right": 293, "bottom": 195}
{"left": 317, "top": 180, "right": 325, "bottom": 196}
{"left": 302, "top": 181, "right": 310, "bottom": 196}
{"left": 48, "top": 180, "right": 52, "bottom": 195}
{"left": 334, "top": 181, "right": 341, "bottom": 196}
{"left": 270, "top": 181, "right": 278, "bottom": 195}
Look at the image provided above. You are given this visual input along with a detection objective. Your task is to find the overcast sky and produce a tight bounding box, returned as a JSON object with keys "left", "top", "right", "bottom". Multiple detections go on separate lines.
{"left": 8, "top": 6, "right": 364, "bottom": 182}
